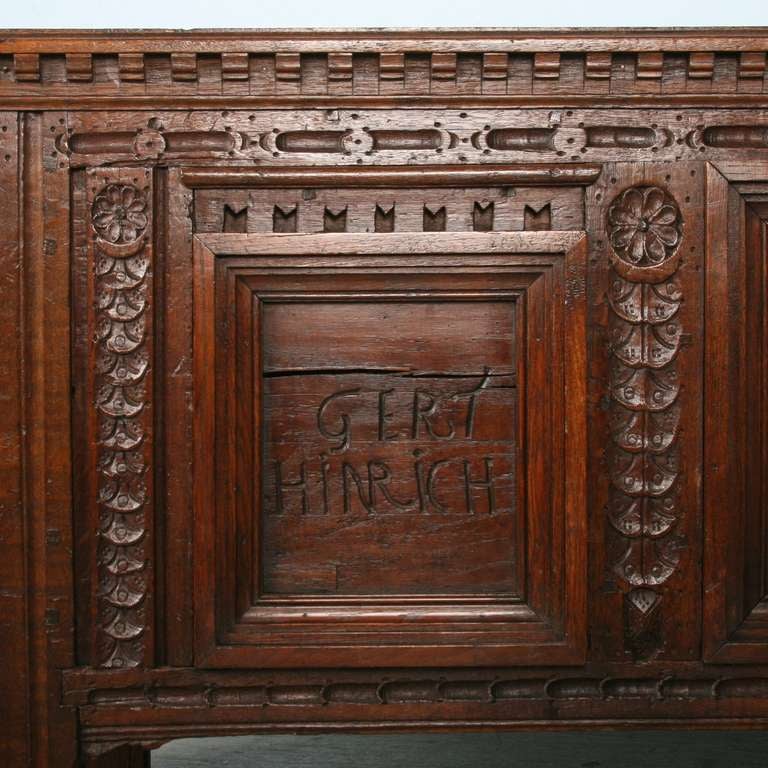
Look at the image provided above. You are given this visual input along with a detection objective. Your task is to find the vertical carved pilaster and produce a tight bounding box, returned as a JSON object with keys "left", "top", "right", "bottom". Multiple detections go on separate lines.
{"left": 605, "top": 185, "right": 685, "bottom": 659}
{"left": 88, "top": 171, "right": 153, "bottom": 668}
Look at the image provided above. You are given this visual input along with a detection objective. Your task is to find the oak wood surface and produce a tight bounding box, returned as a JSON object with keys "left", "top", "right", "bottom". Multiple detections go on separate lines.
{"left": 189, "top": 233, "right": 586, "bottom": 669}
{"left": 2, "top": 26, "right": 768, "bottom": 768}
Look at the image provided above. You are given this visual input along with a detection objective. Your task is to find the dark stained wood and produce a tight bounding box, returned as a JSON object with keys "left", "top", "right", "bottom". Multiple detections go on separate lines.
{"left": 191, "top": 232, "right": 586, "bottom": 669}
{"left": 4, "top": 30, "right": 768, "bottom": 111}
{"left": 703, "top": 170, "right": 768, "bottom": 662}
{"left": 38, "top": 109, "right": 78, "bottom": 768}
{"left": 585, "top": 162, "right": 704, "bottom": 663}
{"left": 261, "top": 302, "right": 519, "bottom": 596}
{"left": 3, "top": 25, "right": 768, "bottom": 767}
{"left": 181, "top": 166, "right": 603, "bottom": 189}
{"left": 83, "top": 745, "right": 150, "bottom": 768}
{"left": 3, "top": 110, "right": 78, "bottom": 767}
{"left": 193, "top": 185, "right": 583, "bottom": 234}
{"left": 161, "top": 167, "right": 196, "bottom": 668}
{"left": 0, "top": 111, "right": 28, "bottom": 765}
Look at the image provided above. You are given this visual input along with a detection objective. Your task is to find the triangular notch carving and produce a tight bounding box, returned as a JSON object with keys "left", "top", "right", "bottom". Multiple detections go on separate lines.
{"left": 223, "top": 204, "right": 248, "bottom": 233}
{"left": 323, "top": 206, "right": 348, "bottom": 233}
{"left": 374, "top": 203, "right": 395, "bottom": 232}
{"left": 473, "top": 201, "right": 494, "bottom": 231}
{"left": 423, "top": 205, "right": 447, "bottom": 231}
{"left": 523, "top": 203, "right": 551, "bottom": 231}
{"left": 273, "top": 204, "right": 298, "bottom": 233}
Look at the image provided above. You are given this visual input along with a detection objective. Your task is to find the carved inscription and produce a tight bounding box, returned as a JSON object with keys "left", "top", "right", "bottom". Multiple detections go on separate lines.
{"left": 273, "top": 371, "right": 499, "bottom": 516}
{"left": 261, "top": 300, "right": 519, "bottom": 596}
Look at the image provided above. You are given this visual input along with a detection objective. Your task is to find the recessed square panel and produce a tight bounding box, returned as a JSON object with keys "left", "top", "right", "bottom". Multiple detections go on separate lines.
{"left": 261, "top": 299, "right": 519, "bottom": 596}
{"left": 193, "top": 232, "right": 587, "bottom": 668}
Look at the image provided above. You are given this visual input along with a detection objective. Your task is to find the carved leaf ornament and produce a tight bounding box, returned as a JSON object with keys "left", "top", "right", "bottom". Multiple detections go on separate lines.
{"left": 606, "top": 184, "right": 685, "bottom": 658}
{"left": 92, "top": 182, "right": 150, "bottom": 668}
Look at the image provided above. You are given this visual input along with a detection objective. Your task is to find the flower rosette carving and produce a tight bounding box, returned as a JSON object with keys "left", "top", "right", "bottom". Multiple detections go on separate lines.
{"left": 607, "top": 186, "right": 683, "bottom": 283}
{"left": 92, "top": 183, "right": 148, "bottom": 244}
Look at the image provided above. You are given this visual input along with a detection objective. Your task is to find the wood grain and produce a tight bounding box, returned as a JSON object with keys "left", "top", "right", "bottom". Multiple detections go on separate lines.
{"left": 189, "top": 233, "right": 586, "bottom": 669}
{"left": 3, "top": 25, "right": 768, "bottom": 767}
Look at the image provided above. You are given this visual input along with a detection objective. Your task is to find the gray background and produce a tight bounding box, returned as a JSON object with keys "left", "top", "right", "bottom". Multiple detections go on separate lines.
{"left": 153, "top": 732, "right": 768, "bottom": 767}
{"left": 1, "top": 0, "right": 765, "bottom": 29}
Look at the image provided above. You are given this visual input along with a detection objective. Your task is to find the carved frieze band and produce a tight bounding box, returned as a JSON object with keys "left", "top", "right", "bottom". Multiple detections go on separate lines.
{"left": 88, "top": 172, "right": 153, "bottom": 668}
{"left": 65, "top": 673, "right": 768, "bottom": 710}
{"left": 57, "top": 116, "right": 768, "bottom": 166}
{"left": 606, "top": 185, "right": 685, "bottom": 659}
{"left": 3, "top": 50, "right": 767, "bottom": 95}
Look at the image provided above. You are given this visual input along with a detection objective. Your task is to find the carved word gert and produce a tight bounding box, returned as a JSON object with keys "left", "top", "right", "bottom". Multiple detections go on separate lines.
{"left": 271, "top": 370, "right": 512, "bottom": 517}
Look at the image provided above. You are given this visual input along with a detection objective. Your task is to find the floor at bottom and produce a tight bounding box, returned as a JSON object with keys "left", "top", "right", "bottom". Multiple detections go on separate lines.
{"left": 152, "top": 731, "right": 768, "bottom": 767}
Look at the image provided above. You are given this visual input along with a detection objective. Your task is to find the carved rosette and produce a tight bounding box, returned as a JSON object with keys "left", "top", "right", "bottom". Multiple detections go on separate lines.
{"left": 91, "top": 182, "right": 151, "bottom": 668}
{"left": 606, "top": 185, "right": 685, "bottom": 658}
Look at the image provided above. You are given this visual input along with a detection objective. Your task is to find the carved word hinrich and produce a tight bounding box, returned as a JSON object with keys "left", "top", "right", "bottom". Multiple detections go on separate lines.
{"left": 270, "top": 370, "right": 512, "bottom": 517}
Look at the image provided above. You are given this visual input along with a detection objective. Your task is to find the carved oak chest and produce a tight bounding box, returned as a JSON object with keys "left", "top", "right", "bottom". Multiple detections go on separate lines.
{"left": 2, "top": 28, "right": 768, "bottom": 766}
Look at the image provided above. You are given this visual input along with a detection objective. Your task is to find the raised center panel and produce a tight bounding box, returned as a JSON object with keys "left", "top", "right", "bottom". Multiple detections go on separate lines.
{"left": 192, "top": 231, "right": 587, "bottom": 668}
{"left": 262, "top": 298, "right": 520, "bottom": 597}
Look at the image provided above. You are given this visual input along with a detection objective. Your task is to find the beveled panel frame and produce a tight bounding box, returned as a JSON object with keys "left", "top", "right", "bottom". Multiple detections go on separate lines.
{"left": 704, "top": 161, "right": 768, "bottom": 662}
{"left": 191, "top": 231, "right": 587, "bottom": 668}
